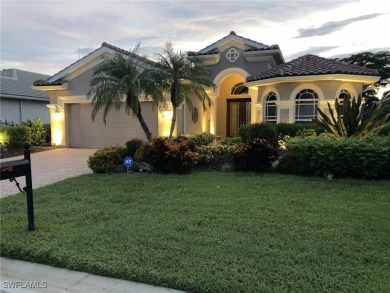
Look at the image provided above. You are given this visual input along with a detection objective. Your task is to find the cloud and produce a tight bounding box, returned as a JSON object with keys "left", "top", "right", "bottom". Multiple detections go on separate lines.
{"left": 295, "top": 13, "right": 384, "bottom": 38}
{"left": 285, "top": 46, "right": 339, "bottom": 61}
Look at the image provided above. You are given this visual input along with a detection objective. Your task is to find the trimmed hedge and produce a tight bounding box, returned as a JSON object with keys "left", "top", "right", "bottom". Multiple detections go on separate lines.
{"left": 239, "top": 123, "right": 278, "bottom": 146}
{"left": 1, "top": 126, "right": 31, "bottom": 148}
{"left": 87, "top": 146, "right": 127, "bottom": 174}
{"left": 276, "top": 136, "right": 390, "bottom": 179}
{"left": 197, "top": 144, "right": 235, "bottom": 172}
{"left": 276, "top": 123, "right": 324, "bottom": 137}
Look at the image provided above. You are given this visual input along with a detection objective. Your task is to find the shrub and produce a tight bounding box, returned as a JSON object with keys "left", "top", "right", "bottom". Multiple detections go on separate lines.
{"left": 0, "top": 127, "right": 10, "bottom": 145}
{"left": 219, "top": 137, "right": 242, "bottom": 146}
{"left": 148, "top": 137, "right": 200, "bottom": 174}
{"left": 87, "top": 146, "right": 127, "bottom": 173}
{"left": 276, "top": 123, "right": 324, "bottom": 137}
{"left": 239, "top": 123, "right": 278, "bottom": 146}
{"left": 134, "top": 143, "right": 150, "bottom": 162}
{"left": 4, "top": 126, "right": 31, "bottom": 148}
{"left": 30, "top": 117, "right": 46, "bottom": 146}
{"left": 125, "top": 138, "right": 144, "bottom": 158}
{"left": 233, "top": 138, "right": 279, "bottom": 172}
{"left": 197, "top": 144, "right": 235, "bottom": 171}
{"left": 275, "top": 152, "right": 313, "bottom": 176}
{"left": 296, "top": 128, "right": 317, "bottom": 138}
{"left": 180, "top": 133, "right": 215, "bottom": 146}
{"left": 43, "top": 124, "right": 51, "bottom": 143}
{"left": 278, "top": 136, "right": 390, "bottom": 179}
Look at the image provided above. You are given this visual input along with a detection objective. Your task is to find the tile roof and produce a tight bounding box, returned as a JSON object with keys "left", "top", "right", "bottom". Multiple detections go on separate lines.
{"left": 1, "top": 69, "right": 50, "bottom": 100}
{"left": 246, "top": 54, "right": 379, "bottom": 82}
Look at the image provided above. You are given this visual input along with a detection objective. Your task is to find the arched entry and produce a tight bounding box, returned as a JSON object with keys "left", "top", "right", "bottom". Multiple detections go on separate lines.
{"left": 210, "top": 68, "right": 250, "bottom": 137}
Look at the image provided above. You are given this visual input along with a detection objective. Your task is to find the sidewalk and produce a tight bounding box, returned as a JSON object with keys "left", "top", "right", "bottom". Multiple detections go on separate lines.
{"left": 0, "top": 257, "right": 185, "bottom": 293}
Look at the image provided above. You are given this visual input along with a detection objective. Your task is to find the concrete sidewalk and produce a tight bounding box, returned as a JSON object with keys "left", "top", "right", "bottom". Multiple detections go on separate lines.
{"left": 1, "top": 148, "right": 96, "bottom": 198}
{"left": 0, "top": 257, "right": 185, "bottom": 293}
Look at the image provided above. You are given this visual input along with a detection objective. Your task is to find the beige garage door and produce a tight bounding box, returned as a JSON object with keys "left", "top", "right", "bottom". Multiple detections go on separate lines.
{"left": 68, "top": 102, "right": 158, "bottom": 148}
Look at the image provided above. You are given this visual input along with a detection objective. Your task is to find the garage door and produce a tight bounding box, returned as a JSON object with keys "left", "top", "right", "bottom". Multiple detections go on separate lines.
{"left": 68, "top": 102, "right": 158, "bottom": 148}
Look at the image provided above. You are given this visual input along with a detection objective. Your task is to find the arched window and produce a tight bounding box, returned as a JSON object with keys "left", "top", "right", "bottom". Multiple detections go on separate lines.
{"left": 231, "top": 82, "right": 248, "bottom": 95}
{"left": 295, "top": 89, "right": 318, "bottom": 123}
{"left": 337, "top": 89, "right": 352, "bottom": 116}
{"left": 264, "top": 91, "right": 277, "bottom": 123}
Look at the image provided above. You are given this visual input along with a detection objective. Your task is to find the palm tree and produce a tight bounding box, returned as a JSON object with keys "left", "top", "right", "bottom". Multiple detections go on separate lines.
{"left": 155, "top": 43, "right": 215, "bottom": 138}
{"left": 87, "top": 45, "right": 164, "bottom": 142}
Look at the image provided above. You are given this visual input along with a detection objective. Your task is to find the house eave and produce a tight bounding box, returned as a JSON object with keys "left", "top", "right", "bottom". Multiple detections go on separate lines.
{"left": 31, "top": 83, "right": 69, "bottom": 91}
{"left": 0, "top": 94, "right": 49, "bottom": 102}
{"left": 246, "top": 74, "right": 381, "bottom": 88}
{"left": 197, "top": 54, "right": 220, "bottom": 65}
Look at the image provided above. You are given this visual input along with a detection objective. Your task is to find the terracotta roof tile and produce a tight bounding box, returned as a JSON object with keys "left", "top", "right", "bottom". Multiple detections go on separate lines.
{"left": 246, "top": 54, "right": 379, "bottom": 82}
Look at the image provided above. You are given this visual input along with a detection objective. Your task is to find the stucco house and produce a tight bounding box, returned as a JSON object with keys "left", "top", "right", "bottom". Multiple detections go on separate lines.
{"left": 33, "top": 31, "right": 379, "bottom": 148}
{"left": 1, "top": 69, "right": 50, "bottom": 125}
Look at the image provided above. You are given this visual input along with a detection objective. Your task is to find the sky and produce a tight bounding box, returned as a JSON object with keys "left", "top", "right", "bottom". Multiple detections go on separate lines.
{"left": 1, "top": 0, "right": 389, "bottom": 76}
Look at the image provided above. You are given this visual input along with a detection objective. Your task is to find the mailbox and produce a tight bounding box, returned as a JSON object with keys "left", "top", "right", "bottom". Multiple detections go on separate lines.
{"left": 0, "top": 142, "right": 35, "bottom": 230}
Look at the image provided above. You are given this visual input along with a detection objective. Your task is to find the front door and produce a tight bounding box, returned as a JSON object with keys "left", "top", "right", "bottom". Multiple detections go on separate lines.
{"left": 227, "top": 98, "right": 251, "bottom": 137}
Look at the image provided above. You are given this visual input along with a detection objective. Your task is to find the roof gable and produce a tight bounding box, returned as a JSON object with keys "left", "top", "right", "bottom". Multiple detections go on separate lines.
{"left": 197, "top": 31, "right": 269, "bottom": 54}
{"left": 34, "top": 42, "right": 154, "bottom": 87}
{"left": 246, "top": 54, "right": 380, "bottom": 83}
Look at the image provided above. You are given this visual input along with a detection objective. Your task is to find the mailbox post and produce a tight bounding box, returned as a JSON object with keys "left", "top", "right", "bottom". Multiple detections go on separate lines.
{"left": 0, "top": 142, "right": 35, "bottom": 231}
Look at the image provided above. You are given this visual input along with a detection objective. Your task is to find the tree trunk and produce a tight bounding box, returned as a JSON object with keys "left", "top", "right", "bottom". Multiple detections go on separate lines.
{"left": 169, "top": 106, "right": 177, "bottom": 139}
{"left": 136, "top": 102, "right": 152, "bottom": 142}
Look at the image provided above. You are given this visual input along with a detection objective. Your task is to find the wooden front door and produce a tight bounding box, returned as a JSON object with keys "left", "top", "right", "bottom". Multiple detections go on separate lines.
{"left": 227, "top": 98, "right": 251, "bottom": 137}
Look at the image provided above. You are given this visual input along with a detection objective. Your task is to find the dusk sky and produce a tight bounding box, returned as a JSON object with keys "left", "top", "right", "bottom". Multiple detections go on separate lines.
{"left": 1, "top": 0, "right": 389, "bottom": 76}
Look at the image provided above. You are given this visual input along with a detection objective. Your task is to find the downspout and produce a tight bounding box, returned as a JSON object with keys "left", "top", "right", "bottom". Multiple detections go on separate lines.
{"left": 183, "top": 103, "right": 187, "bottom": 134}
{"left": 19, "top": 100, "right": 23, "bottom": 123}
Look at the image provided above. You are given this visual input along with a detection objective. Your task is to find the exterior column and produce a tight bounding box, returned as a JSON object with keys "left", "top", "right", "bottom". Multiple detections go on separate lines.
{"left": 209, "top": 95, "right": 218, "bottom": 135}
{"left": 249, "top": 86, "right": 259, "bottom": 124}
{"left": 47, "top": 104, "right": 66, "bottom": 147}
{"left": 256, "top": 104, "right": 263, "bottom": 123}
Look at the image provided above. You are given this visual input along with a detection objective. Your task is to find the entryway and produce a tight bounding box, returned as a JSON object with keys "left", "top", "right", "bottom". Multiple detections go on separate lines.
{"left": 226, "top": 98, "right": 251, "bottom": 137}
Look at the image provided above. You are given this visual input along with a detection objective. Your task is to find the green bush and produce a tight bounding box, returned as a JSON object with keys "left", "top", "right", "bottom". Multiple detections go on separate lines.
{"left": 275, "top": 152, "right": 314, "bottom": 176}
{"left": 276, "top": 123, "right": 324, "bottom": 137}
{"left": 278, "top": 136, "right": 390, "bottom": 179}
{"left": 125, "top": 139, "right": 144, "bottom": 158}
{"left": 30, "top": 117, "right": 46, "bottom": 145}
{"left": 197, "top": 144, "right": 235, "bottom": 171}
{"left": 87, "top": 146, "right": 127, "bottom": 174}
{"left": 43, "top": 124, "right": 51, "bottom": 143}
{"left": 219, "top": 136, "right": 242, "bottom": 146}
{"left": 134, "top": 143, "right": 150, "bottom": 162}
{"left": 239, "top": 123, "right": 278, "bottom": 146}
{"left": 180, "top": 132, "right": 215, "bottom": 146}
{"left": 0, "top": 127, "right": 10, "bottom": 145}
{"left": 148, "top": 137, "right": 201, "bottom": 174}
{"left": 233, "top": 138, "right": 279, "bottom": 172}
{"left": 4, "top": 126, "right": 31, "bottom": 148}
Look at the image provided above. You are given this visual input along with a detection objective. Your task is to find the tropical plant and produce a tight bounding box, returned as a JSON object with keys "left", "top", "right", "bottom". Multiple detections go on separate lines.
{"left": 154, "top": 43, "right": 215, "bottom": 138}
{"left": 87, "top": 45, "right": 164, "bottom": 142}
{"left": 313, "top": 95, "right": 390, "bottom": 140}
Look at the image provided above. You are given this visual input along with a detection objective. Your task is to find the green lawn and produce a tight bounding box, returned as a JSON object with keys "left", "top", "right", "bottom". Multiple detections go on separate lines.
{"left": 1, "top": 173, "right": 389, "bottom": 292}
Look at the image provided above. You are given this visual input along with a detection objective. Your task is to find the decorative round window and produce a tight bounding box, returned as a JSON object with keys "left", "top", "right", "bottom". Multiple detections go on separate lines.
{"left": 226, "top": 47, "right": 239, "bottom": 63}
{"left": 192, "top": 107, "right": 199, "bottom": 124}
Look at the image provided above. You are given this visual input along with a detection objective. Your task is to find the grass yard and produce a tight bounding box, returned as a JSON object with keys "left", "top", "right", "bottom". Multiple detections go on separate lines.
{"left": 1, "top": 173, "right": 389, "bottom": 292}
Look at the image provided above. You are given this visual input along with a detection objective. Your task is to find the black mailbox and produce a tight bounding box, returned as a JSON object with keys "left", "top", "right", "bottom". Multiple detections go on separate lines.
{"left": 0, "top": 142, "right": 35, "bottom": 231}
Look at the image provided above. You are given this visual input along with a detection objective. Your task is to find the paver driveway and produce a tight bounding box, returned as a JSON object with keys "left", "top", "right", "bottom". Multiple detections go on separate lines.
{"left": 0, "top": 148, "right": 96, "bottom": 198}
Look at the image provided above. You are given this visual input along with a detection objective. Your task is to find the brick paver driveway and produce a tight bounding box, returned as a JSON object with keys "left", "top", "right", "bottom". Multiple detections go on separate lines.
{"left": 0, "top": 148, "right": 96, "bottom": 198}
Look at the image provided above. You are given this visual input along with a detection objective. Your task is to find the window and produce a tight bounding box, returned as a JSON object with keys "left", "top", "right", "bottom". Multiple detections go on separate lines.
{"left": 265, "top": 91, "right": 277, "bottom": 123}
{"left": 226, "top": 48, "right": 240, "bottom": 63}
{"left": 295, "top": 89, "right": 318, "bottom": 123}
{"left": 337, "top": 89, "right": 352, "bottom": 116}
{"left": 231, "top": 82, "right": 248, "bottom": 95}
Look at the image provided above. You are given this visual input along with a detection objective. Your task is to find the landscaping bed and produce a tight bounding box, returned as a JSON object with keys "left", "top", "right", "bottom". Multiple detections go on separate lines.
{"left": 1, "top": 173, "right": 389, "bottom": 292}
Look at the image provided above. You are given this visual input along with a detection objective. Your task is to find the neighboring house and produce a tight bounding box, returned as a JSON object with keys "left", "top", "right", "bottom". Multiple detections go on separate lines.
{"left": 33, "top": 31, "right": 380, "bottom": 148}
{"left": 0, "top": 69, "right": 50, "bottom": 125}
